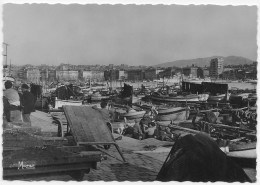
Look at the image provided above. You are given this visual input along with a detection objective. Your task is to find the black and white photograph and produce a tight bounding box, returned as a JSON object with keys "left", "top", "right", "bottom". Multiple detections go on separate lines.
{"left": 1, "top": 0, "right": 258, "bottom": 182}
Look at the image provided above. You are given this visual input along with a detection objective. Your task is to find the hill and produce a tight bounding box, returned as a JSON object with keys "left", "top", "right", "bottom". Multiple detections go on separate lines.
{"left": 154, "top": 56, "right": 254, "bottom": 68}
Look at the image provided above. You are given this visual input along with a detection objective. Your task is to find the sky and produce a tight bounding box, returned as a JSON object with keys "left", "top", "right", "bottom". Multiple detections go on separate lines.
{"left": 2, "top": 4, "right": 258, "bottom": 66}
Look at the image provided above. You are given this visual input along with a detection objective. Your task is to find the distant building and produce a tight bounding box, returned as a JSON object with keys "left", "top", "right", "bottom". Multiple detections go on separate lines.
{"left": 40, "top": 69, "right": 49, "bottom": 82}
{"left": 48, "top": 70, "right": 56, "bottom": 82}
{"left": 26, "top": 68, "right": 41, "bottom": 84}
{"left": 159, "top": 67, "right": 175, "bottom": 78}
{"left": 118, "top": 70, "right": 126, "bottom": 80}
{"left": 127, "top": 69, "right": 144, "bottom": 81}
{"left": 144, "top": 68, "right": 157, "bottom": 81}
{"left": 82, "top": 70, "right": 104, "bottom": 82}
{"left": 108, "top": 64, "right": 114, "bottom": 69}
{"left": 56, "top": 70, "right": 79, "bottom": 81}
{"left": 209, "top": 58, "right": 224, "bottom": 78}
{"left": 197, "top": 67, "right": 204, "bottom": 78}
{"left": 202, "top": 68, "right": 210, "bottom": 77}
{"left": 182, "top": 65, "right": 198, "bottom": 78}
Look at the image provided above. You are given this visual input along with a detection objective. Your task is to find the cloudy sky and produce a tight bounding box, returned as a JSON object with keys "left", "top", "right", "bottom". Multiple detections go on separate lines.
{"left": 3, "top": 4, "right": 257, "bottom": 66}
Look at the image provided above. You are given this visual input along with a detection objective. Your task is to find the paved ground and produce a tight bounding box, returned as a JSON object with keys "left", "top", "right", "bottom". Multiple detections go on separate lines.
{"left": 21, "top": 135, "right": 170, "bottom": 181}
{"left": 18, "top": 111, "right": 256, "bottom": 182}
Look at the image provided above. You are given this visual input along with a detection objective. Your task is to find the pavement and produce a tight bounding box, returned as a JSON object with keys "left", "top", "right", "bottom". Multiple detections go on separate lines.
{"left": 20, "top": 111, "right": 256, "bottom": 182}
{"left": 21, "top": 134, "right": 170, "bottom": 181}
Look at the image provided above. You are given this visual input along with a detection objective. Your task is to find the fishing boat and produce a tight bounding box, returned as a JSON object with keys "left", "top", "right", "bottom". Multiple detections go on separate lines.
{"left": 229, "top": 93, "right": 256, "bottom": 107}
{"left": 90, "top": 92, "right": 110, "bottom": 102}
{"left": 156, "top": 106, "right": 189, "bottom": 121}
{"left": 53, "top": 98, "right": 83, "bottom": 109}
{"left": 120, "top": 109, "right": 146, "bottom": 120}
{"left": 150, "top": 92, "right": 209, "bottom": 102}
{"left": 207, "top": 93, "right": 229, "bottom": 102}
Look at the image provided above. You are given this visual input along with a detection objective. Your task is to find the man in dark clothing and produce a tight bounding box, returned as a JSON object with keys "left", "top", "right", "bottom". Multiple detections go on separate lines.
{"left": 21, "top": 84, "right": 35, "bottom": 124}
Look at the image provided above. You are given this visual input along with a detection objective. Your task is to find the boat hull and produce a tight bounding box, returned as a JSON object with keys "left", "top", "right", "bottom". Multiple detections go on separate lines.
{"left": 208, "top": 94, "right": 227, "bottom": 102}
{"left": 121, "top": 111, "right": 146, "bottom": 120}
{"left": 150, "top": 94, "right": 208, "bottom": 102}
{"left": 54, "top": 99, "right": 82, "bottom": 109}
{"left": 156, "top": 107, "right": 189, "bottom": 121}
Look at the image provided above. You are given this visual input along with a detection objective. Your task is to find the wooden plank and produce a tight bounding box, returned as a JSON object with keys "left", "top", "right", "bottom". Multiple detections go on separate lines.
{"left": 3, "top": 146, "right": 102, "bottom": 168}
{"left": 3, "top": 162, "right": 95, "bottom": 178}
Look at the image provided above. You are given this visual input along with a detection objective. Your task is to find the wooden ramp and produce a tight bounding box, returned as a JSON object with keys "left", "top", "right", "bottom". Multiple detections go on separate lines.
{"left": 63, "top": 105, "right": 126, "bottom": 162}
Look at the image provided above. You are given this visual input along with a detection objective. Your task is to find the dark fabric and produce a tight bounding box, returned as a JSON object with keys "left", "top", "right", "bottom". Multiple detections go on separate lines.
{"left": 67, "top": 84, "right": 75, "bottom": 97}
{"left": 21, "top": 91, "right": 35, "bottom": 114}
{"left": 30, "top": 84, "right": 42, "bottom": 99}
{"left": 3, "top": 96, "right": 10, "bottom": 122}
{"left": 56, "top": 86, "right": 69, "bottom": 100}
{"left": 156, "top": 133, "right": 251, "bottom": 182}
{"left": 121, "top": 83, "right": 133, "bottom": 97}
{"left": 22, "top": 113, "right": 31, "bottom": 123}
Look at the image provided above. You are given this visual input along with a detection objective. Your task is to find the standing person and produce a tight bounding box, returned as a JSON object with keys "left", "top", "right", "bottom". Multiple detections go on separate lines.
{"left": 92, "top": 101, "right": 114, "bottom": 132}
{"left": 3, "top": 81, "right": 22, "bottom": 122}
{"left": 20, "top": 84, "right": 35, "bottom": 124}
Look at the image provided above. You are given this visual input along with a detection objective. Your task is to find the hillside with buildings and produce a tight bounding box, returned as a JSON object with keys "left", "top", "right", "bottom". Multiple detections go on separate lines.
{"left": 3, "top": 57, "right": 257, "bottom": 85}
{"left": 154, "top": 56, "right": 255, "bottom": 68}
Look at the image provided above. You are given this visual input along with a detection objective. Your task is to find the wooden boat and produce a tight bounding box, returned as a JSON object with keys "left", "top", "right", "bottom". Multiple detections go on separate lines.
{"left": 150, "top": 92, "right": 209, "bottom": 102}
{"left": 121, "top": 109, "right": 146, "bottom": 120}
{"left": 227, "top": 148, "right": 256, "bottom": 159}
{"left": 54, "top": 99, "right": 82, "bottom": 109}
{"left": 207, "top": 94, "right": 229, "bottom": 102}
{"left": 156, "top": 107, "right": 189, "bottom": 121}
{"left": 229, "top": 93, "right": 256, "bottom": 106}
{"left": 90, "top": 93, "right": 110, "bottom": 102}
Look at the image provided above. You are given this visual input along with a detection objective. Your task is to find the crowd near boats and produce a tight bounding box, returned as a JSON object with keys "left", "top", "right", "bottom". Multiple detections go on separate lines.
{"left": 3, "top": 77, "right": 257, "bottom": 181}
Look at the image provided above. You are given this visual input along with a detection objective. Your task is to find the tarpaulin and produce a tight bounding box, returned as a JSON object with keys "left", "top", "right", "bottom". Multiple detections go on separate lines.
{"left": 156, "top": 133, "right": 251, "bottom": 182}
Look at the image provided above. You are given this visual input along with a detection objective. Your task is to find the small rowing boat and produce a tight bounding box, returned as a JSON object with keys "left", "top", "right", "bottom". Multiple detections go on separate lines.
{"left": 121, "top": 109, "right": 146, "bottom": 120}
{"left": 156, "top": 107, "right": 189, "bottom": 121}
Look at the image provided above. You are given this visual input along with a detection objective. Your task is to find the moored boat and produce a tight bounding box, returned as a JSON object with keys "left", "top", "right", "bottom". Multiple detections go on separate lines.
{"left": 90, "top": 92, "right": 110, "bottom": 102}
{"left": 207, "top": 94, "right": 229, "bottom": 102}
{"left": 156, "top": 106, "right": 189, "bottom": 121}
{"left": 150, "top": 92, "right": 209, "bottom": 102}
{"left": 121, "top": 109, "right": 146, "bottom": 120}
{"left": 54, "top": 99, "right": 83, "bottom": 109}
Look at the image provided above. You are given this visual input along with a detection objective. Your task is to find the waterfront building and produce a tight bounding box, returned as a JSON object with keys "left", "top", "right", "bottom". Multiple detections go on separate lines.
{"left": 158, "top": 67, "right": 175, "bottom": 78}
{"left": 127, "top": 69, "right": 144, "bottom": 81}
{"left": 48, "top": 69, "right": 56, "bottom": 82}
{"left": 203, "top": 67, "right": 210, "bottom": 77}
{"left": 118, "top": 70, "right": 126, "bottom": 80}
{"left": 56, "top": 70, "right": 79, "bottom": 81}
{"left": 182, "top": 65, "right": 198, "bottom": 78}
{"left": 82, "top": 70, "right": 104, "bottom": 82}
{"left": 144, "top": 68, "right": 157, "bottom": 81}
{"left": 40, "top": 69, "right": 49, "bottom": 82}
{"left": 209, "top": 58, "right": 224, "bottom": 78}
{"left": 197, "top": 67, "right": 204, "bottom": 78}
{"left": 26, "top": 67, "right": 41, "bottom": 84}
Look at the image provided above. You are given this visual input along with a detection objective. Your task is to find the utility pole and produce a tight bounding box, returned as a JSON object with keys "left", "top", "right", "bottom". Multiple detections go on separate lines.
{"left": 3, "top": 42, "right": 8, "bottom": 77}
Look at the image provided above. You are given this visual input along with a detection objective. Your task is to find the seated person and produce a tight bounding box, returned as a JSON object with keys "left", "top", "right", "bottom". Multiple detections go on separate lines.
{"left": 144, "top": 122, "right": 157, "bottom": 138}
{"left": 132, "top": 119, "right": 143, "bottom": 140}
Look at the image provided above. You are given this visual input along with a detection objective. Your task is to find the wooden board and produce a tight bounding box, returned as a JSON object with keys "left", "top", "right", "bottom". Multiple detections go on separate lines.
{"left": 3, "top": 146, "right": 102, "bottom": 180}
{"left": 63, "top": 106, "right": 114, "bottom": 143}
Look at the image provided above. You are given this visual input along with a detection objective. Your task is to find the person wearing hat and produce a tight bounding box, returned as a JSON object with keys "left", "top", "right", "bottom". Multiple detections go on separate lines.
{"left": 3, "top": 80, "right": 22, "bottom": 122}
{"left": 20, "top": 84, "right": 35, "bottom": 124}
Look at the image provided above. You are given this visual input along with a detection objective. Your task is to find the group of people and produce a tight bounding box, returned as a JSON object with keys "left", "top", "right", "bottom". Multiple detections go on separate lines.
{"left": 3, "top": 80, "right": 35, "bottom": 125}
{"left": 91, "top": 101, "right": 158, "bottom": 140}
